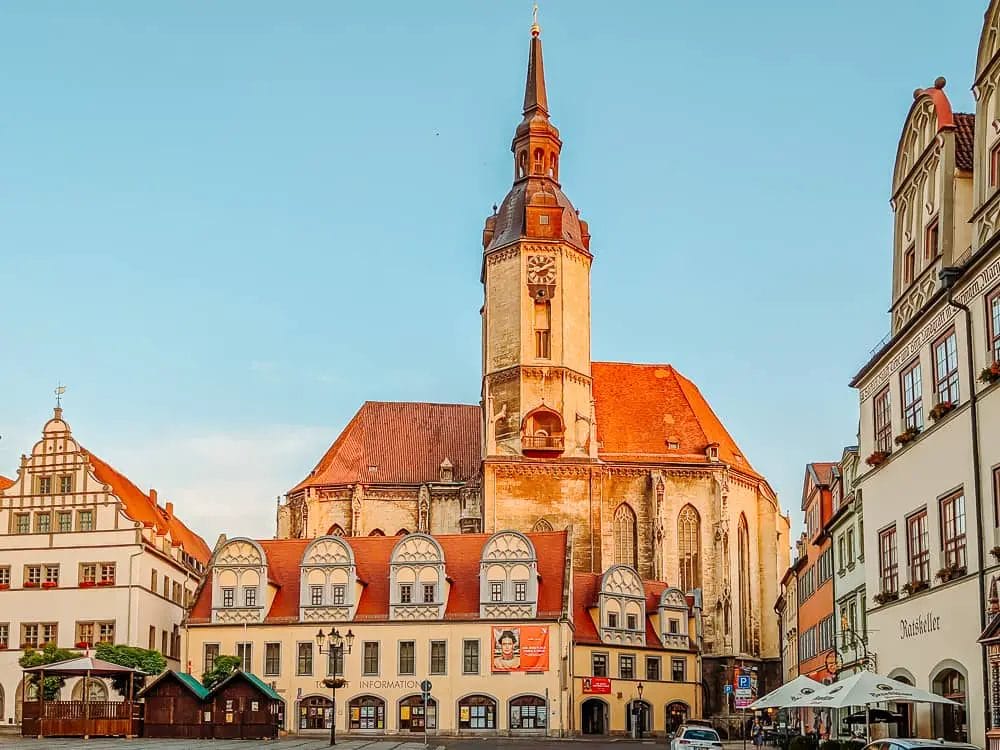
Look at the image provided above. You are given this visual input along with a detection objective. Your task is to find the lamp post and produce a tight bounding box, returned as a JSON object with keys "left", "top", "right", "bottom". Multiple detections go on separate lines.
{"left": 316, "top": 628, "right": 354, "bottom": 746}
{"left": 635, "top": 682, "right": 644, "bottom": 739}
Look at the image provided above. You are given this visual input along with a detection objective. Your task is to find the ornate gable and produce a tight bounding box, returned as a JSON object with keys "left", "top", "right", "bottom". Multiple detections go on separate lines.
{"left": 658, "top": 587, "right": 691, "bottom": 649}
{"left": 598, "top": 565, "right": 646, "bottom": 647}
{"left": 479, "top": 531, "right": 539, "bottom": 619}
{"left": 389, "top": 533, "right": 447, "bottom": 621}
{"left": 212, "top": 538, "right": 268, "bottom": 624}
{"left": 299, "top": 536, "right": 357, "bottom": 622}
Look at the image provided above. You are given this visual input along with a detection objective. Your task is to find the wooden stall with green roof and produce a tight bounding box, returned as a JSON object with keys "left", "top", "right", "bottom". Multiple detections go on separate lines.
{"left": 206, "top": 670, "right": 284, "bottom": 739}
{"left": 138, "top": 670, "right": 211, "bottom": 738}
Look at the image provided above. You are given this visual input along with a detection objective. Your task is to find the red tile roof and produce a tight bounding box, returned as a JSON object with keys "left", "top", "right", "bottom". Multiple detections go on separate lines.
{"left": 290, "top": 402, "right": 481, "bottom": 493}
{"left": 955, "top": 113, "right": 975, "bottom": 172}
{"left": 188, "top": 530, "right": 569, "bottom": 624}
{"left": 0, "top": 475, "right": 13, "bottom": 491}
{"left": 85, "top": 450, "right": 211, "bottom": 564}
{"left": 591, "top": 362, "right": 761, "bottom": 478}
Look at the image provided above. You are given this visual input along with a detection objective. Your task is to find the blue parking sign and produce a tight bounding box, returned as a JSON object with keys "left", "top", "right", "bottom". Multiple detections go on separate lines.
{"left": 724, "top": 684, "right": 733, "bottom": 694}
{"left": 738, "top": 675, "right": 751, "bottom": 690}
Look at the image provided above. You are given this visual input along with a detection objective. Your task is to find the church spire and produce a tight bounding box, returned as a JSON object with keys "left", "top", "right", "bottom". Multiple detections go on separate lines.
{"left": 523, "top": 5, "right": 548, "bottom": 117}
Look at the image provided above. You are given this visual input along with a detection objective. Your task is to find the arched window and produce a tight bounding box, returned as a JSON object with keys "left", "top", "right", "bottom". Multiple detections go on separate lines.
{"left": 532, "top": 518, "right": 553, "bottom": 532}
{"left": 613, "top": 504, "right": 637, "bottom": 569}
{"left": 738, "top": 514, "right": 752, "bottom": 653}
{"left": 549, "top": 154, "right": 558, "bottom": 179}
{"left": 369, "top": 529, "right": 385, "bottom": 537}
{"left": 677, "top": 505, "right": 701, "bottom": 592}
{"left": 517, "top": 151, "right": 527, "bottom": 179}
{"left": 533, "top": 148, "right": 545, "bottom": 174}
{"left": 933, "top": 668, "right": 968, "bottom": 742}
{"left": 395, "top": 529, "right": 409, "bottom": 536}
{"left": 327, "top": 524, "right": 345, "bottom": 536}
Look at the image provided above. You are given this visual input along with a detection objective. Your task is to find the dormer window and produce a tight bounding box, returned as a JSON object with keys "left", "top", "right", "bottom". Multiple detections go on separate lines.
{"left": 222, "top": 588, "right": 235, "bottom": 607}
{"left": 422, "top": 584, "right": 436, "bottom": 603}
{"left": 298, "top": 535, "right": 358, "bottom": 621}
{"left": 514, "top": 581, "right": 527, "bottom": 602}
{"left": 479, "top": 532, "right": 539, "bottom": 618}
{"left": 706, "top": 443, "right": 720, "bottom": 462}
{"left": 626, "top": 613, "right": 638, "bottom": 630}
{"left": 669, "top": 618, "right": 680, "bottom": 634}
{"left": 608, "top": 612, "right": 619, "bottom": 628}
{"left": 390, "top": 534, "right": 447, "bottom": 620}
{"left": 243, "top": 586, "right": 257, "bottom": 607}
{"left": 400, "top": 583, "right": 412, "bottom": 603}
{"left": 490, "top": 581, "right": 503, "bottom": 602}
{"left": 332, "top": 584, "right": 345, "bottom": 605}
{"left": 311, "top": 585, "right": 323, "bottom": 606}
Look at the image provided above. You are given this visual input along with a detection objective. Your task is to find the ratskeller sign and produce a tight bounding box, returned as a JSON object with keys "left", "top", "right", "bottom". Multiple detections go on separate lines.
{"left": 899, "top": 611, "right": 941, "bottom": 640}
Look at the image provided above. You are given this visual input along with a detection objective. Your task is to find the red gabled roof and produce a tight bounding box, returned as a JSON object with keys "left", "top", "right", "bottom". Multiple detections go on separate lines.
{"left": 0, "top": 475, "right": 13, "bottom": 491}
{"left": 85, "top": 450, "right": 211, "bottom": 564}
{"left": 808, "top": 462, "right": 837, "bottom": 487}
{"left": 955, "top": 113, "right": 975, "bottom": 172}
{"left": 592, "top": 362, "right": 761, "bottom": 478}
{"left": 189, "top": 530, "right": 568, "bottom": 625}
{"left": 290, "top": 402, "right": 481, "bottom": 493}
{"left": 572, "top": 573, "right": 680, "bottom": 649}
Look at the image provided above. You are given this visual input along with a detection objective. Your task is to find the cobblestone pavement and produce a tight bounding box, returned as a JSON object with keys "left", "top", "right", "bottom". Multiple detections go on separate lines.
{"left": 0, "top": 738, "right": 442, "bottom": 750}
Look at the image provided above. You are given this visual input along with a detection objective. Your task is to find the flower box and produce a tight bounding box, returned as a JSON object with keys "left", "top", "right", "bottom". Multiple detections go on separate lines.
{"left": 0, "top": 583, "right": 9, "bottom": 590}
{"left": 41, "top": 581, "right": 58, "bottom": 589}
{"left": 23, "top": 582, "right": 39, "bottom": 588}
{"left": 97, "top": 580, "right": 114, "bottom": 587}
{"left": 20, "top": 643, "right": 33, "bottom": 650}
{"left": 895, "top": 427, "right": 921, "bottom": 446}
{"left": 873, "top": 590, "right": 899, "bottom": 605}
{"left": 865, "top": 450, "right": 890, "bottom": 468}
{"left": 980, "top": 362, "right": 1000, "bottom": 385}
{"left": 79, "top": 581, "right": 96, "bottom": 588}
{"left": 936, "top": 565, "right": 966, "bottom": 583}
{"left": 902, "top": 580, "right": 929, "bottom": 595}
{"left": 929, "top": 400, "right": 956, "bottom": 421}
{"left": 75, "top": 641, "right": 91, "bottom": 649}
{"left": 0, "top": 644, "right": 8, "bottom": 650}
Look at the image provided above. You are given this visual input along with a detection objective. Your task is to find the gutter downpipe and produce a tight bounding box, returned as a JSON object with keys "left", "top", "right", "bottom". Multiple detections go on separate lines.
{"left": 941, "top": 266, "right": 989, "bottom": 736}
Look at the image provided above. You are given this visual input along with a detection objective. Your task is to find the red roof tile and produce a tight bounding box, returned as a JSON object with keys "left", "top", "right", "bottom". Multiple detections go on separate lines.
{"left": 592, "top": 362, "right": 761, "bottom": 478}
{"left": 189, "top": 530, "right": 569, "bottom": 624}
{"left": 291, "top": 402, "right": 481, "bottom": 493}
{"left": 0, "top": 475, "right": 13, "bottom": 491}
{"left": 573, "top": 573, "right": 682, "bottom": 649}
{"left": 955, "top": 113, "right": 975, "bottom": 172}
{"left": 85, "top": 450, "right": 211, "bottom": 564}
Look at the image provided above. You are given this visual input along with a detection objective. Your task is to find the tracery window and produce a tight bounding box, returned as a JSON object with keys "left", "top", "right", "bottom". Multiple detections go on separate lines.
{"left": 613, "top": 504, "right": 637, "bottom": 569}
{"left": 738, "top": 514, "right": 752, "bottom": 653}
{"left": 677, "top": 505, "right": 701, "bottom": 592}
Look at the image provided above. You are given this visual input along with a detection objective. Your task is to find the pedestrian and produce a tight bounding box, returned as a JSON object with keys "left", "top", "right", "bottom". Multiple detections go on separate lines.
{"left": 753, "top": 720, "right": 765, "bottom": 749}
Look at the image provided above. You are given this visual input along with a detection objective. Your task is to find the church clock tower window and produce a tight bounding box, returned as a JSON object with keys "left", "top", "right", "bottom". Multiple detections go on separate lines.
{"left": 534, "top": 301, "right": 551, "bottom": 359}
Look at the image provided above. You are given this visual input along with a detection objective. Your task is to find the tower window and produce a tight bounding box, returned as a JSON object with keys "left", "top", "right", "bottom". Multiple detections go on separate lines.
{"left": 518, "top": 151, "right": 527, "bottom": 179}
{"left": 903, "top": 245, "right": 916, "bottom": 285}
{"left": 533, "top": 148, "right": 544, "bottom": 174}
{"left": 534, "top": 300, "right": 551, "bottom": 359}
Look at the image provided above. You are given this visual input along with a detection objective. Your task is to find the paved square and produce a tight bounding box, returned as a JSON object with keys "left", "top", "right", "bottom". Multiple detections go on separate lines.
{"left": 0, "top": 738, "right": 442, "bottom": 750}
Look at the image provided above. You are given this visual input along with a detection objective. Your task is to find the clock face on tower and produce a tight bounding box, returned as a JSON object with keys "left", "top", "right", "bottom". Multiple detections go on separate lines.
{"left": 526, "top": 255, "right": 556, "bottom": 285}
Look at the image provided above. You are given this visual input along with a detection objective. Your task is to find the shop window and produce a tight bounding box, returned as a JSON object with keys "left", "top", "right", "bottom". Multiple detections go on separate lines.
{"left": 458, "top": 695, "right": 497, "bottom": 730}
{"left": 349, "top": 695, "right": 385, "bottom": 731}
{"left": 510, "top": 695, "right": 547, "bottom": 730}
{"left": 299, "top": 695, "right": 332, "bottom": 730}
{"left": 399, "top": 695, "right": 437, "bottom": 732}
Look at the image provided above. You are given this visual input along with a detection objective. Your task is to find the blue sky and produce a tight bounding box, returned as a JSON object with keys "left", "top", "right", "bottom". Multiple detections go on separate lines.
{"left": 0, "top": 1, "right": 986, "bottom": 544}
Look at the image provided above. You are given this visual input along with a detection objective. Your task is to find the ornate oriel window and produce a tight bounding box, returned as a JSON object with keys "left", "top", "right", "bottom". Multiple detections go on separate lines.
{"left": 613, "top": 504, "right": 637, "bottom": 569}
{"left": 677, "top": 505, "right": 701, "bottom": 592}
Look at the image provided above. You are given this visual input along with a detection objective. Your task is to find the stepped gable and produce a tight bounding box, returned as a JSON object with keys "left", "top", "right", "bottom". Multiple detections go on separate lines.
{"left": 188, "top": 530, "right": 568, "bottom": 624}
{"left": 290, "top": 401, "right": 481, "bottom": 493}
{"left": 591, "top": 362, "right": 761, "bottom": 479}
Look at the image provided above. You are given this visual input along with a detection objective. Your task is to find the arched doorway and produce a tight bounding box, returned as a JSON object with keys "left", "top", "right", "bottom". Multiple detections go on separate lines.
{"left": 626, "top": 699, "right": 652, "bottom": 736}
{"left": 666, "top": 701, "right": 690, "bottom": 735}
{"left": 348, "top": 695, "right": 385, "bottom": 731}
{"left": 887, "top": 672, "right": 914, "bottom": 737}
{"left": 398, "top": 694, "right": 436, "bottom": 732}
{"left": 299, "top": 695, "right": 332, "bottom": 730}
{"left": 933, "top": 668, "right": 968, "bottom": 742}
{"left": 582, "top": 698, "right": 607, "bottom": 735}
{"left": 509, "top": 694, "right": 546, "bottom": 731}
{"left": 70, "top": 678, "right": 109, "bottom": 702}
{"left": 457, "top": 694, "right": 497, "bottom": 731}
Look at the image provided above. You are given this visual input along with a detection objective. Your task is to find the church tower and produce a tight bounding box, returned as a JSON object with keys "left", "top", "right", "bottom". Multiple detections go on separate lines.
{"left": 481, "top": 16, "right": 596, "bottom": 461}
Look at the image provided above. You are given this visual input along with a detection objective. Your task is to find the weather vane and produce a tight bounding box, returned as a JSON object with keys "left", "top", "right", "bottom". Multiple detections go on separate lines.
{"left": 531, "top": 3, "right": 540, "bottom": 36}
{"left": 54, "top": 383, "right": 66, "bottom": 408}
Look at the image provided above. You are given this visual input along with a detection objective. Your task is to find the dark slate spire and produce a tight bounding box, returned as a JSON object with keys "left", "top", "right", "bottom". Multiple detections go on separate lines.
{"left": 523, "top": 9, "right": 549, "bottom": 117}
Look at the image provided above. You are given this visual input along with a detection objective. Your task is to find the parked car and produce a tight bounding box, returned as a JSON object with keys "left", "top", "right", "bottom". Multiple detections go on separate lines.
{"left": 864, "top": 740, "right": 981, "bottom": 750}
{"left": 671, "top": 725, "right": 724, "bottom": 750}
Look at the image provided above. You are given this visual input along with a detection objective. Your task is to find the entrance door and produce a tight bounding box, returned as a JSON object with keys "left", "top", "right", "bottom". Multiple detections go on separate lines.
{"left": 582, "top": 698, "right": 607, "bottom": 735}
{"left": 667, "top": 702, "right": 689, "bottom": 735}
{"left": 299, "top": 695, "right": 332, "bottom": 730}
{"left": 626, "top": 700, "right": 652, "bottom": 736}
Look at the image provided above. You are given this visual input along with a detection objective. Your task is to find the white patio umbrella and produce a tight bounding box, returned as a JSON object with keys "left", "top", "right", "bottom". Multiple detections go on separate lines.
{"left": 749, "top": 675, "right": 825, "bottom": 709}
{"left": 796, "top": 671, "right": 958, "bottom": 741}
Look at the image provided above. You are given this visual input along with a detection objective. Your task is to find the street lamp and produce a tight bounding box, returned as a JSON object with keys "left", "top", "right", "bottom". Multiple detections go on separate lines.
{"left": 316, "top": 628, "right": 355, "bottom": 746}
{"left": 635, "top": 682, "right": 645, "bottom": 739}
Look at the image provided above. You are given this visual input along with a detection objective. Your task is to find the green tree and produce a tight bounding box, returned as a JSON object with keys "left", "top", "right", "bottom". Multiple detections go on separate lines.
{"left": 18, "top": 643, "right": 83, "bottom": 700}
{"left": 93, "top": 643, "right": 166, "bottom": 697}
{"left": 202, "top": 655, "right": 241, "bottom": 691}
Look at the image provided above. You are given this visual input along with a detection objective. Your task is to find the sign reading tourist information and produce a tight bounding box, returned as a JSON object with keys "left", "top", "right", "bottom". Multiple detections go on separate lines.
{"left": 490, "top": 625, "right": 549, "bottom": 672}
{"left": 582, "top": 677, "right": 612, "bottom": 694}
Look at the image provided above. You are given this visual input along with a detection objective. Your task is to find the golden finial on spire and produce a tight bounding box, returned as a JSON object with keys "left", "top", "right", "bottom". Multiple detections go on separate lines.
{"left": 531, "top": 3, "right": 541, "bottom": 37}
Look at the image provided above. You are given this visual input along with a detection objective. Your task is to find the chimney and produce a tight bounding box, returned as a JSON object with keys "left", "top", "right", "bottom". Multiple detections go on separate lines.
{"left": 150, "top": 488, "right": 158, "bottom": 505}
{"left": 165, "top": 502, "right": 174, "bottom": 520}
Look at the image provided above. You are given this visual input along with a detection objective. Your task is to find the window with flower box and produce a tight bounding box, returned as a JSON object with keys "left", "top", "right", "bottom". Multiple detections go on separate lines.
{"left": 989, "top": 285, "right": 1000, "bottom": 364}
{"left": 76, "top": 622, "right": 95, "bottom": 646}
{"left": 25, "top": 565, "right": 41, "bottom": 586}
{"left": 100, "top": 564, "right": 116, "bottom": 585}
{"left": 0, "top": 566, "right": 9, "bottom": 587}
{"left": 874, "top": 387, "right": 892, "bottom": 453}
{"left": 44, "top": 565, "right": 59, "bottom": 586}
{"left": 907, "top": 510, "right": 929, "bottom": 585}
{"left": 878, "top": 526, "right": 898, "bottom": 595}
{"left": 42, "top": 623, "right": 57, "bottom": 645}
{"left": 901, "top": 361, "right": 923, "bottom": 430}
{"left": 80, "top": 564, "right": 97, "bottom": 585}
{"left": 933, "top": 329, "right": 960, "bottom": 406}
{"left": 22, "top": 624, "right": 39, "bottom": 648}
{"left": 941, "top": 492, "right": 967, "bottom": 570}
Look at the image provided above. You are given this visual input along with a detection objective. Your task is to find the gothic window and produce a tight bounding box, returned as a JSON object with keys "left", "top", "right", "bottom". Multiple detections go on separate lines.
{"left": 327, "top": 524, "right": 345, "bottom": 537}
{"left": 614, "top": 504, "right": 638, "bottom": 570}
{"left": 534, "top": 301, "right": 551, "bottom": 359}
{"left": 677, "top": 505, "right": 701, "bottom": 592}
{"left": 738, "top": 514, "right": 752, "bottom": 653}
{"left": 532, "top": 518, "right": 553, "bottom": 532}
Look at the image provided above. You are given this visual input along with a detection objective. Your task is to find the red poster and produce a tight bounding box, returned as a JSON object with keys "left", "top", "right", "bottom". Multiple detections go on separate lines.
{"left": 490, "top": 626, "right": 549, "bottom": 672}
{"left": 582, "top": 677, "right": 611, "bottom": 694}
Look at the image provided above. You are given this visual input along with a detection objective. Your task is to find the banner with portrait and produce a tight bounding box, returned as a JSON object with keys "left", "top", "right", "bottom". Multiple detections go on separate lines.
{"left": 490, "top": 625, "right": 549, "bottom": 672}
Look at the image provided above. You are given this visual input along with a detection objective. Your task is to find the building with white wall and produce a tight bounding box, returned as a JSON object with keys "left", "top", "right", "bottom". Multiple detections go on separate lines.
{"left": 0, "top": 408, "right": 210, "bottom": 725}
